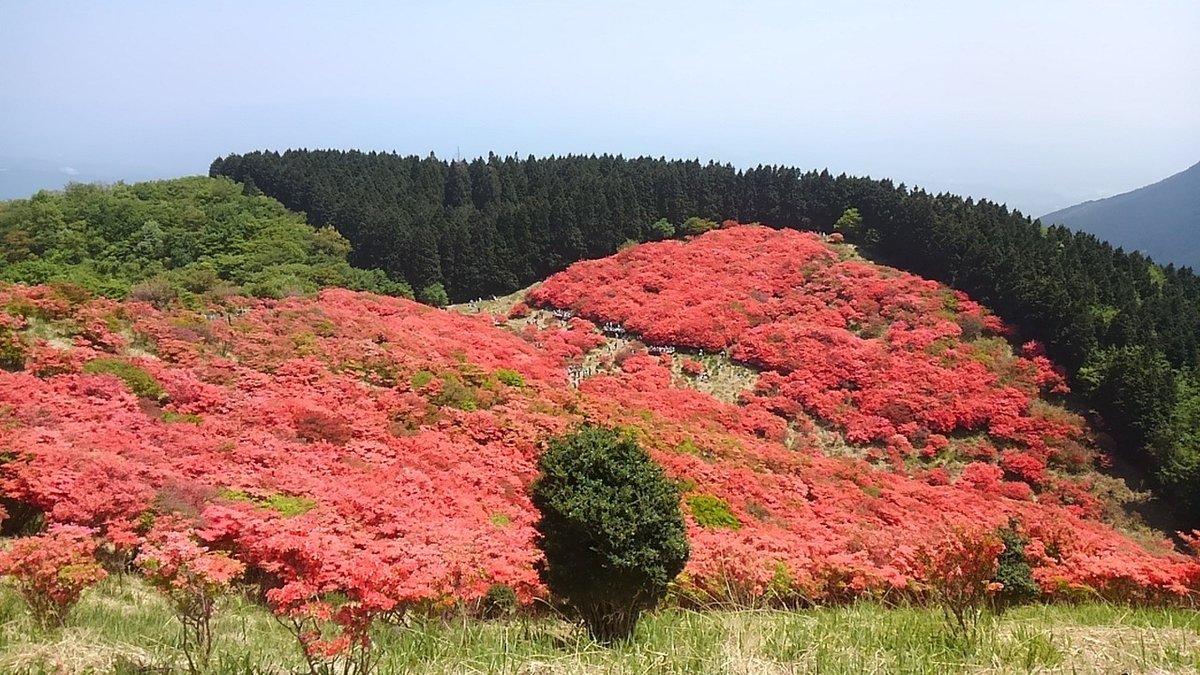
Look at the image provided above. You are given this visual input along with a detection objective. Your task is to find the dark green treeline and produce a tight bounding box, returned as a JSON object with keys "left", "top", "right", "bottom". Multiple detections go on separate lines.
{"left": 211, "top": 150, "right": 1200, "bottom": 524}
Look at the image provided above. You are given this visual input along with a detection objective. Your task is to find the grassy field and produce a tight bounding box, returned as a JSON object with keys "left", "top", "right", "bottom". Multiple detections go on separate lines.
{"left": 0, "top": 576, "right": 1197, "bottom": 674}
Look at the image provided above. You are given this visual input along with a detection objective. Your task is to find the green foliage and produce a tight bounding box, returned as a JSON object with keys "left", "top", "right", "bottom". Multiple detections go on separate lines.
{"left": 417, "top": 282, "right": 450, "bottom": 307}
{"left": 674, "top": 439, "right": 704, "bottom": 457}
{"left": 82, "top": 358, "right": 166, "bottom": 400}
{"left": 680, "top": 217, "right": 718, "bottom": 237}
{"left": 0, "top": 177, "right": 407, "bottom": 302}
{"left": 161, "top": 411, "right": 203, "bottom": 424}
{"left": 480, "top": 583, "right": 518, "bottom": 620}
{"left": 647, "top": 218, "right": 676, "bottom": 241}
{"left": 1077, "top": 346, "right": 1176, "bottom": 450}
{"left": 530, "top": 424, "right": 689, "bottom": 643}
{"left": 410, "top": 370, "right": 435, "bottom": 389}
{"left": 1156, "top": 371, "right": 1200, "bottom": 513}
{"left": 0, "top": 326, "right": 27, "bottom": 372}
{"left": 833, "top": 207, "right": 863, "bottom": 237}
{"left": 244, "top": 272, "right": 313, "bottom": 299}
{"left": 218, "top": 489, "right": 316, "bottom": 518}
{"left": 991, "top": 519, "right": 1040, "bottom": 611}
{"left": 494, "top": 368, "right": 525, "bottom": 388}
{"left": 686, "top": 494, "right": 741, "bottom": 530}
{"left": 261, "top": 494, "right": 318, "bottom": 518}
{"left": 430, "top": 373, "right": 478, "bottom": 411}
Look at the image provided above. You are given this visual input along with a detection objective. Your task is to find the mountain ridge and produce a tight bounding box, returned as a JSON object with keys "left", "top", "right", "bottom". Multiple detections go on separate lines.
{"left": 1040, "top": 161, "right": 1200, "bottom": 269}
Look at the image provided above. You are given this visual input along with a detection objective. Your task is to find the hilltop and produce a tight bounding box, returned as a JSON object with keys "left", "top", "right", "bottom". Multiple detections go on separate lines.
{"left": 212, "top": 151, "right": 1200, "bottom": 527}
{"left": 1041, "top": 161, "right": 1200, "bottom": 269}
{"left": 0, "top": 176, "right": 408, "bottom": 301}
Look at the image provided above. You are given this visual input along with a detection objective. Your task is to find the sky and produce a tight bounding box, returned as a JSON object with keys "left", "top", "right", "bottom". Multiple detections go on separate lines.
{"left": 1, "top": 0, "right": 1197, "bottom": 215}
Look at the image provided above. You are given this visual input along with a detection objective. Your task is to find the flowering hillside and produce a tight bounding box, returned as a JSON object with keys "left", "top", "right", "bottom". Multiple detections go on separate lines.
{"left": 530, "top": 225, "right": 1092, "bottom": 510}
{"left": 1, "top": 227, "right": 1198, "bottom": 654}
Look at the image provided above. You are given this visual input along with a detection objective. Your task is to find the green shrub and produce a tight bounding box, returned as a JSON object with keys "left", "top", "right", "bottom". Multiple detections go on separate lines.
{"left": 219, "top": 489, "right": 316, "bottom": 518}
{"left": 646, "top": 218, "right": 676, "bottom": 241}
{"left": 82, "top": 358, "right": 166, "bottom": 400}
{"left": 245, "top": 272, "right": 311, "bottom": 299}
{"left": 687, "top": 494, "right": 741, "bottom": 529}
{"left": 161, "top": 411, "right": 203, "bottom": 424}
{"left": 410, "top": 370, "right": 435, "bottom": 389}
{"left": 680, "top": 217, "right": 718, "bottom": 236}
{"left": 432, "top": 374, "right": 478, "bottom": 411}
{"left": 417, "top": 282, "right": 450, "bottom": 307}
{"left": 991, "top": 518, "right": 1040, "bottom": 611}
{"left": 531, "top": 425, "right": 689, "bottom": 643}
{"left": 480, "top": 583, "right": 518, "bottom": 620}
{"left": 833, "top": 207, "right": 863, "bottom": 238}
{"left": 0, "top": 328, "right": 27, "bottom": 372}
{"left": 494, "top": 368, "right": 525, "bottom": 388}
{"left": 261, "top": 493, "right": 318, "bottom": 518}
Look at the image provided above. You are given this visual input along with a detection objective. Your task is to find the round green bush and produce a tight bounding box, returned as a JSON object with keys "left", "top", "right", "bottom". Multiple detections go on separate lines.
{"left": 530, "top": 424, "right": 689, "bottom": 643}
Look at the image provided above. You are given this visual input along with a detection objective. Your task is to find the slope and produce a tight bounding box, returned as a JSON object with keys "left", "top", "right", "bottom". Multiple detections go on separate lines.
{"left": 211, "top": 151, "right": 1200, "bottom": 528}
{"left": 1, "top": 225, "right": 1197, "bottom": 657}
{"left": 1041, "top": 162, "right": 1200, "bottom": 269}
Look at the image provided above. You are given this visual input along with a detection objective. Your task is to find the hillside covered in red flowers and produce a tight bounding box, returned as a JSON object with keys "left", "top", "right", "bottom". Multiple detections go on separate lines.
{"left": 1, "top": 224, "right": 1198, "bottom": 651}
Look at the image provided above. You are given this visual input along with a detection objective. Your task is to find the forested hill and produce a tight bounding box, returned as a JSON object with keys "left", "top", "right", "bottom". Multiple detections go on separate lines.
{"left": 1041, "top": 161, "right": 1200, "bottom": 270}
{"left": 0, "top": 176, "right": 409, "bottom": 302}
{"left": 212, "top": 150, "right": 1200, "bottom": 526}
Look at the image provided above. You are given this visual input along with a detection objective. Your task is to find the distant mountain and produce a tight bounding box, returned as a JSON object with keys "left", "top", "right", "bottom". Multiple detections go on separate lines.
{"left": 1040, "top": 162, "right": 1200, "bottom": 269}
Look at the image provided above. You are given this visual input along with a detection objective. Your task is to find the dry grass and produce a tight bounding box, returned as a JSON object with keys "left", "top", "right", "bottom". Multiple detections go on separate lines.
{"left": 3, "top": 577, "right": 1196, "bottom": 674}
{"left": 447, "top": 284, "right": 539, "bottom": 319}
{"left": 0, "top": 630, "right": 161, "bottom": 674}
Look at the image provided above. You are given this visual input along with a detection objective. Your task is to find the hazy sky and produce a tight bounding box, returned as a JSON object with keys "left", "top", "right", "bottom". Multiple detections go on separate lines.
{"left": 1, "top": 0, "right": 1197, "bottom": 214}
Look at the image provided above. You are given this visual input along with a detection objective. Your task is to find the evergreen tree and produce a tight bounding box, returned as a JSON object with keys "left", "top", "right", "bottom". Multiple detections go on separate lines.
{"left": 530, "top": 425, "right": 689, "bottom": 643}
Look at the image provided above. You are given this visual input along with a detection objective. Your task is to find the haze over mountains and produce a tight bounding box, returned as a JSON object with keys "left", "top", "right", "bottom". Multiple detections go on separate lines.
{"left": 0, "top": 156, "right": 169, "bottom": 201}
{"left": 1041, "top": 162, "right": 1200, "bottom": 269}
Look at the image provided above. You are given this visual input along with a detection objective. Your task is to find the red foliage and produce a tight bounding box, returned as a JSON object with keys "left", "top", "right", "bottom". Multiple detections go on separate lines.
{"left": 0, "top": 525, "right": 108, "bottom": 625}
{"left": 530, "top": 226, "right": 1092, "bottom": 487}
{"left": 915, "top": 526, "right": 1004, "bottom": 630}
{"left": 0, "top": 228, "right": 1197, "bottom": 635}
{"left": 137, "top": 519, "right": 246, "bottom": 666}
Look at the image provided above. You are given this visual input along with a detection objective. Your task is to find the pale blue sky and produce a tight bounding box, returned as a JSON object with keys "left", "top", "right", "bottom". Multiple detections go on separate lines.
{"left": 1, "top": 0, "right": 1197, "bottom": 214}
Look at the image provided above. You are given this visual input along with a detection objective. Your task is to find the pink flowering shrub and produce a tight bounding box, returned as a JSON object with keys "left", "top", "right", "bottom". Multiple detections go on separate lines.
{"left": 137, "top": 520, "right": 245, "bottom": 670}
{"left": 915, "top": 526, "right": 1004, "bottom": 632}
{"left": 0, "top": 525, "right": 107, "bottom": 626}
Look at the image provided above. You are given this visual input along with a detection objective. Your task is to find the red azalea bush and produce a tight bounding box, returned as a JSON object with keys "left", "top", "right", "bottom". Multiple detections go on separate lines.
{"left": 915, "top": 526, "right": 1004, "bottom": 631}
{"left": 0, "top": 525, "right": 108, "bottom": 626}
{"left": 137, "top": 520, "right": 246, "bottom": 669}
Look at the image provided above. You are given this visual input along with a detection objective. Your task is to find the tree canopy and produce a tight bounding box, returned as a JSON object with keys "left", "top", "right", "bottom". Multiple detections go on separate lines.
{"left": 0, "top": 176, "right": 409, "bottom": 303}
